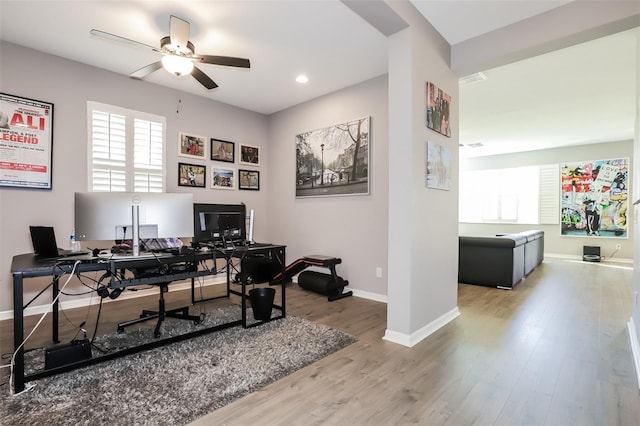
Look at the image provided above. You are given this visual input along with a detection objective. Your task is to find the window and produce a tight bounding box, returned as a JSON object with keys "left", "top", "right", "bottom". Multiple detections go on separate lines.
{"left": 87, "top": 102, "right": 165, "bottom": 192}
{"left": 459, "top": 164, "right": 559, "bottom": 225}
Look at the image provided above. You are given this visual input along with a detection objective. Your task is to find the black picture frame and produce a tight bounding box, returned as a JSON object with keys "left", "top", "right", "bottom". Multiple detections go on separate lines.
{"left": 178, "top": 162, "right": 206, "bottom": 188}
{"left": 210, "top": 138, "right": 235, "bottom": 163}
{"left": 0, "top": 93, "right": 54, "bottom": 189}
{"left": 239, "top": 169, "right": 260, "bottom": 191}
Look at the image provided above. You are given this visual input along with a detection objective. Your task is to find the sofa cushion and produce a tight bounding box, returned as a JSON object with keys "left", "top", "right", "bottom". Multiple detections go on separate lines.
{"left": 459, "top": 235, "right": 525, "bottom": 248}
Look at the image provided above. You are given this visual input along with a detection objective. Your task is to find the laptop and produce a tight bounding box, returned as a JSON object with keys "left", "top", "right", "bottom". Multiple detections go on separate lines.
{"left": 29, "top": 226, "right": 89, "bottom": 259}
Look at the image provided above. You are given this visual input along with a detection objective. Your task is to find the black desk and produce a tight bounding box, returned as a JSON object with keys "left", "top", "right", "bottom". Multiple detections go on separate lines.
{"left": 11, "top": 243, "right": 286, "bottom": 393}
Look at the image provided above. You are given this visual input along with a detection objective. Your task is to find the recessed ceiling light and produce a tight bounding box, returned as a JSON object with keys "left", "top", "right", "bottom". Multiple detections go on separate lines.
{"left": 296, "top": 74, "right": 309, "bottom": 84}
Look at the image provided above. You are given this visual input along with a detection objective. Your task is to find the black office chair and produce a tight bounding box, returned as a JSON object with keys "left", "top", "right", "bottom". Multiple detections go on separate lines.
{"left": 116, "top": 263, "right": 201, "bottom": 338}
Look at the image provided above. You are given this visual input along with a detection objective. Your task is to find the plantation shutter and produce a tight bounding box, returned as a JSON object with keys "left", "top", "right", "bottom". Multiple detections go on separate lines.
{"left": 90, "top": 109, "right": 127, "bottom": 191}
{"left": 539, "top": 163, "right": 560, "bottom": 224}
{"left": 133, "top": 118, "right": 164, "bottom": 192}
{"left": 88, "top": 102, "right": 165, "bottom": 192}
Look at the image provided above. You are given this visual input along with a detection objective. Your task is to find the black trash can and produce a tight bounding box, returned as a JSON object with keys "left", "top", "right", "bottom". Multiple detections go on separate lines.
{"left": 249, "top": 287, "right": 275, "bottom": 321}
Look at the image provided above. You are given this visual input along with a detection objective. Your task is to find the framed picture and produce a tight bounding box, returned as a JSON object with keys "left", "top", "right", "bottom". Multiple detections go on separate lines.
{"left": 0, "top": 93, "right": 54, "bottom": 189}
{"left": 178, "top": 162, "right": 206, "bottom": 188}
{"left": 426, "top": 81, "right": 451, "bottom": 137}
{"left": 210, "top": 138, "right": 235, "bottom": 163}
{"left": 426, "top": 141, "right": 452, "bottom": 190}
{"left": 561, "top": 158, "right": 629, "bottom": 238}
{"left": 239, "top": 144, "right": 260, "bottom": 166}
{"left": 295, "top": 116, "right": 370, "bottom": 198}
{"left": 178, "top": 132, "right": 206, "bottom": 159}
{"left": 211, "top": 167, "right": 235, "bottom": 190}
{"left": 239, "top": 169, "right": 260, "bottom": 191}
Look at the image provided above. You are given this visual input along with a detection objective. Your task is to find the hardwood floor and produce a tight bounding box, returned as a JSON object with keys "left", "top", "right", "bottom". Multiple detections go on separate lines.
{"left": 2, "top": 258, "right": 639, "bottom": 425}
{"left": 190, "top": 258, "right": 640, "bottom": 426}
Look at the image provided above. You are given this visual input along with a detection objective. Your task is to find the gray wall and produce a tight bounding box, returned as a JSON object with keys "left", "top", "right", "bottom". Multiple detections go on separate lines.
{"left": 266, "top": 75, "right": 389, "bottom": 299}
{"left": 459, "top": 140, "right": 634, "bottom": 261}
{"left": 0, "top": 41, "right": 392, "bottom": 315}
{"left": 0, "top": 41, "right": 269, "bottom": 313}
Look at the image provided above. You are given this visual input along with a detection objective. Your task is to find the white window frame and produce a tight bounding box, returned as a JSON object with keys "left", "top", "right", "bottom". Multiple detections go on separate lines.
{"left": 87, "top": 101, "right": 166, "bottom": 192}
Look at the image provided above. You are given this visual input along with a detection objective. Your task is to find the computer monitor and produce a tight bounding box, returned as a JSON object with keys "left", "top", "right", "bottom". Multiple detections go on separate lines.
{"left": 74, "top": 192, "right": 194, "bottom": 245}
{"left": 192, "top": 203, "right": 246, "bottom": 246}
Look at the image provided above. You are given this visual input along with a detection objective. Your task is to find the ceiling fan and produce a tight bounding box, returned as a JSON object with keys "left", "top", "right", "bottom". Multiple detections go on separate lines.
{"left": 90, "top": 15, "right": 250, "bottom": 90}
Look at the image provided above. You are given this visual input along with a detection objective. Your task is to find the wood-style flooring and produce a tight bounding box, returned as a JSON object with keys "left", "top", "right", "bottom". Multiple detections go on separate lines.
{"left": 2, "top": 257, "right": 639, "bottom": 425}
{"left": 191, "top": 258, "right": 640, "bottom": 425}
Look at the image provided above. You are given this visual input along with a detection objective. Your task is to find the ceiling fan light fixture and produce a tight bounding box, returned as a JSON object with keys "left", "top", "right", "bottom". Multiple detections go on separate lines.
{"left": 162, "top": 55, "right": 194, "bottom": 76}
{"left": 92, "top": 17, "right": 249, "bottom": 89}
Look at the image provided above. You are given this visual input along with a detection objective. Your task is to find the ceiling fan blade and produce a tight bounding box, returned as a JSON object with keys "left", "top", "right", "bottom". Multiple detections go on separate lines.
{"left": 90, "top": 29, "right": 158, "bottom": 52}
{"left": 196, "top": 55, "right": 251, "bottom": 68}
{"left": 191, "top": 66, "right": 218, "bottom": 90}
{"left": 169, "top": 15, "right": 190, "bottom": 49}
{"left": 130, "top": 61, "right": 163, "bottom": 79}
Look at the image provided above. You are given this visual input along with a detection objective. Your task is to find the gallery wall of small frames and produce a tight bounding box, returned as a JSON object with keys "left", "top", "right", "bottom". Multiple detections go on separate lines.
{"left": 177, "top": 133, "right": 260, "bottom": 191}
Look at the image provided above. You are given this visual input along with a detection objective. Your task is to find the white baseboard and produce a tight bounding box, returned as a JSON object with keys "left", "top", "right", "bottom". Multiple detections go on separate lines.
{"left": 628, "top": 317, "right": 640, "bottom": 390}
{"left": 383, "top": 306, "right": 460, "bottom": 347}
{"left": 545, "top": 253, "right": 633, "bottom": 264}
{"left": 351, "top": 288, "right": 387, "bottom": 303}
{"left": 0, "top": 275, "right": 227, "bottom": 321}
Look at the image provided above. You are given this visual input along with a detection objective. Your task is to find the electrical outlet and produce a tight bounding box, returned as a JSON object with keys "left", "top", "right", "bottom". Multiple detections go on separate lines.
{"left": 616, "top": 243, "right": 621, "bottom": 250}
{"left": 375, "top": 267, "right": 383, "bottom": 278}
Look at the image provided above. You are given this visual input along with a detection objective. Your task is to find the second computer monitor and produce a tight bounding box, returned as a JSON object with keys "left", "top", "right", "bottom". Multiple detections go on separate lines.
{"left": 193, "top": 203, "right": 246, "bottom": 245}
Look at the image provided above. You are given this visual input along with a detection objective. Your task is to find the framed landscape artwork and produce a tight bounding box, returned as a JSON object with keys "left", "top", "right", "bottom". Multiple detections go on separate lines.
{"left": 178, "top": 133, "right": 206, "bottom": 159}
{"left": 211, "top": 138, "right": 235, "bottom": 163}
{"left": 561, "top": 157, "right": 629, "bottom": 238}
{"left": 178, "top": 162, "right": 206, "bottom": 188}
{"left": 295, "top": 116, "right": 370, "bottom": 198}
{"left": 239, "top": 169, "right": 260, "bottom": 190}
{"left": 211, "top": 167, "right": 235, "bottom": 190}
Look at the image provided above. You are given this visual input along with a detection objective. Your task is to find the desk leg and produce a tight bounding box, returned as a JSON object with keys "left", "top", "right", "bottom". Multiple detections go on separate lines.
{"left": 227, "top": 256, "right": 231, "bottom": 296}
{"left": 241, "top": 274, "right": 247, "bottom": 327}
{"left": 190, "top": 277, "right": 195, "bottom": 305}
{"left": 52, "top": 274, "right": 60, "bottom": 344}
{"left": 13, "top": 272, "right": 25, "bottom": 394}
{"left": 275, "top": 247, "right": 286, "bottom": 318}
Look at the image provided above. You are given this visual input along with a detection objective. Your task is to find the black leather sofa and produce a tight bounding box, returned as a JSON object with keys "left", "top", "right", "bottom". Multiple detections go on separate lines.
{"left": 458, "top": 230, "right": 544, "bottom": 289}
{"left": 520, "top": 230, "right": 544, "bottom": 275}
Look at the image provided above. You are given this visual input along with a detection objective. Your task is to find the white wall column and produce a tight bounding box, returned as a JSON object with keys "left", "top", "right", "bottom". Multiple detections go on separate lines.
{"left": 383, "top": 1, "right": 460, "bottom": 346}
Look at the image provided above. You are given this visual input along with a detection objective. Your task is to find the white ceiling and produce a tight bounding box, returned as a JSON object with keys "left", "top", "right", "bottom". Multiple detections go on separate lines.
{"left": 0, "top": 1, "right": 636, "bottom": 158}
{"left": 459, "top": 27, "right": 637, "bottom": 157}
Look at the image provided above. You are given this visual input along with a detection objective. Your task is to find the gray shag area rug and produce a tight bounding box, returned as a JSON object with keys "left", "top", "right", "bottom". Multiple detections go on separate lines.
{"left": 1, "top": 305, "right": 356, "bottom": 426}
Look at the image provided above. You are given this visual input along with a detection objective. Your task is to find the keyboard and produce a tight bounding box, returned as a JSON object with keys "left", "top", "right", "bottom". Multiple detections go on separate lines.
{"left": 99, "top": 252, "right": 168, "bottom": 261}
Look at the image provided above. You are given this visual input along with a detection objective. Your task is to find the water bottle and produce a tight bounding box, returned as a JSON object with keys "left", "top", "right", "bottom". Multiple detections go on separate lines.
{"left": 70, "top": 233, "right": 81, "bottom": 252}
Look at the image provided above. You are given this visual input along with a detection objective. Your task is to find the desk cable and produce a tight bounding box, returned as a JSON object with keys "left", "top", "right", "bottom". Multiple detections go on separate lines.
{"left": 8, "top": 260, "right": 81, "bottom": 396}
